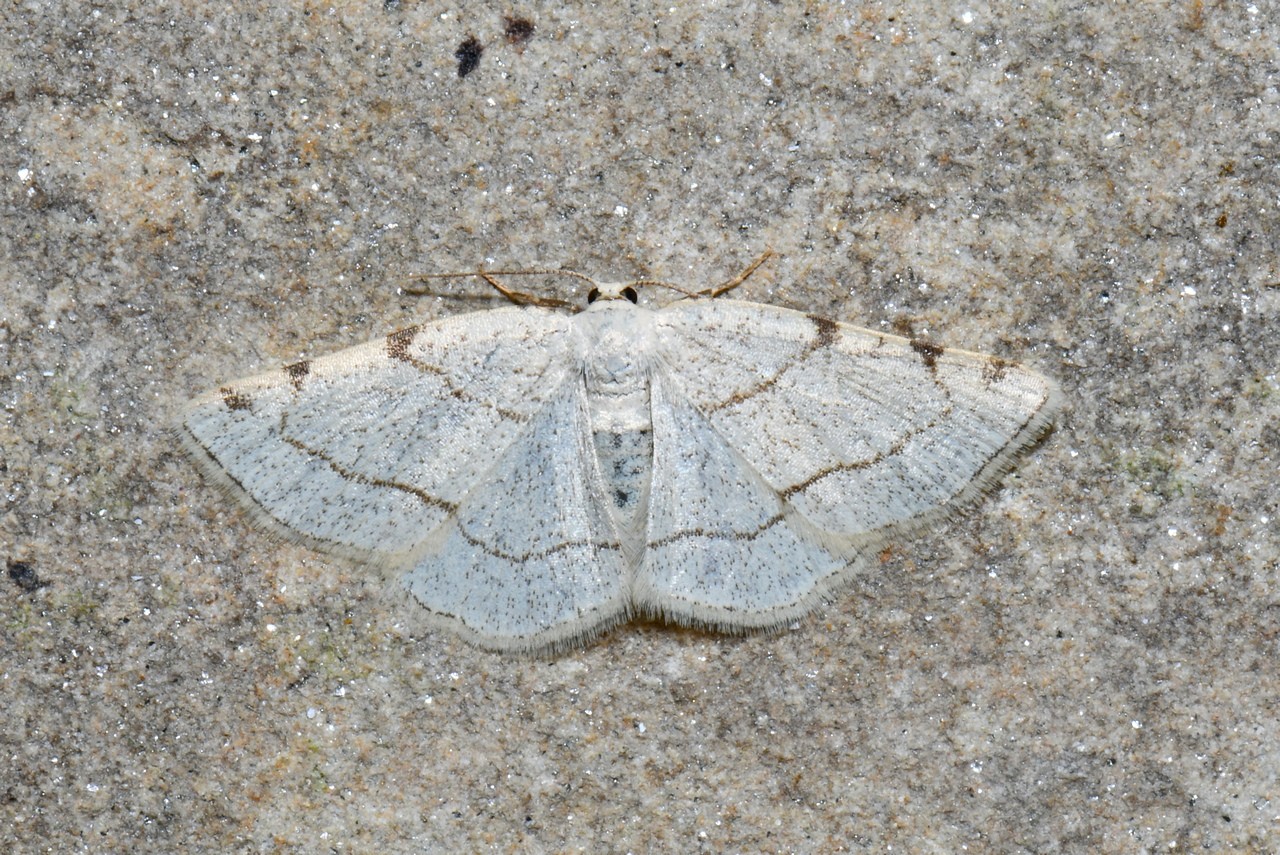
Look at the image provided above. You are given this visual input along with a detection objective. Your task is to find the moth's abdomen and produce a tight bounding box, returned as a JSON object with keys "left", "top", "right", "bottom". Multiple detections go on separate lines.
{"left": 587, "top": 379, "right": 654, "bottom": 552}
{"left": 594, "top": 426, "right": 652, "bottom": 515}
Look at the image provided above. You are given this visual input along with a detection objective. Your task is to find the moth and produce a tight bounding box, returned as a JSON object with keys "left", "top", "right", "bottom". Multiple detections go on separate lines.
{"left": 181, "top": 257, "right": 1058, "bottom": 652}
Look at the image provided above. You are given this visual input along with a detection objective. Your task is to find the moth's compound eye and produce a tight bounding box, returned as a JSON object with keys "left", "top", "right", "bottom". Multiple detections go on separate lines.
{"left": 587, "top": 287, "right": 601, "bottom": 304}
{"left": 622, "top": 286, "right": 639, "bottom": 304}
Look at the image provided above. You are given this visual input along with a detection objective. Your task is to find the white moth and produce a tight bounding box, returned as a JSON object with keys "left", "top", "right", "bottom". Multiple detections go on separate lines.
{"left": 180, "top": 262, "right": 1058, "bottom": 652}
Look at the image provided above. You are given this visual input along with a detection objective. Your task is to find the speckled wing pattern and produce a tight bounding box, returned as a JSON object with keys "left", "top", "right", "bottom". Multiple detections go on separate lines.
{"left": 637, "top": 299, "right": 1058, "bottom": 629}
{"left": 181, "top": 306, "right": 630, "bottom": 648}
{"left": 181, "top": 294, "right": 1057, "bottom": 652}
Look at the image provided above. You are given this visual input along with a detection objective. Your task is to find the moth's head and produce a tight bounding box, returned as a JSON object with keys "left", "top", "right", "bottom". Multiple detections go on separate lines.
{"left": 586, "top": 283, "right": 640, "bottom": 305}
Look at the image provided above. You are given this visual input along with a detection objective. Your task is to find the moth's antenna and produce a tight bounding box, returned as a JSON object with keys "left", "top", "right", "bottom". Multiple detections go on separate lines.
{"left": 406, "top": 269, "right": 592, "bottom": 309}
{"left": 625, "top": 278, "right": 698, "bottom": 298}
{"left": 627, "top": 250, "right": 777, "bottom": 299}
{"left": 699, "top": 249, "right": 776, "bottom": 298}
{"left": 405, "top": 251, "right": 777, "bottom": 306}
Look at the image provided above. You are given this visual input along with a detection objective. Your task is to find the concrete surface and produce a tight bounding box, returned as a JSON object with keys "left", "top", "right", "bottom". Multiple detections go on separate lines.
{"left": 2, "top": 1, "right": 1277, "bottom": 851}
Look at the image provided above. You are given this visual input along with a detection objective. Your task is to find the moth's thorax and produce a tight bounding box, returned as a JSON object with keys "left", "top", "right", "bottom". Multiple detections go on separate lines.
{"left": 574, "top": 300, "right": 656, "bottom": 401}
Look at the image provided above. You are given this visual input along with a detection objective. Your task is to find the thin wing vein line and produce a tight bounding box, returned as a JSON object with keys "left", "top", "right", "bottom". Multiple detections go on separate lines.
{"left": 277, "top": 414, "right": 458, "bottom": 513}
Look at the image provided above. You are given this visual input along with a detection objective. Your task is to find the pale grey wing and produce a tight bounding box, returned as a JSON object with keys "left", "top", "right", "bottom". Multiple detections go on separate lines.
{"left": 179, "top": 306, "right": 575, "bottom": 561}
{"left": 400, "top": 372, "right": 629, "bottom": 652}
{"left": 635, "top": 373, "right": 849, "bottom": 629}
{"left": 653, "top": 298, "right": 1059, "bottom": 541}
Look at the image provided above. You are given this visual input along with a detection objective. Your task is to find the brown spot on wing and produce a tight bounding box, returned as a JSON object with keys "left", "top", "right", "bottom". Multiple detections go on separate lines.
{"left": 284, "top": 360, "right": 310, "bottom": 390}
{"left": 910, "top": 339, "right": 944, "bottom": 371}
{"left": 982, "top": 356, "right": 1011, "bottom": 384}
{"left": 808, "top": 314, "right": 840, "bottom": 348}
{"left": 220, "top": 387, "right": 252, "bottom": 411}
{"left": 387, "top": 325, "right": 419, "bottom": 361}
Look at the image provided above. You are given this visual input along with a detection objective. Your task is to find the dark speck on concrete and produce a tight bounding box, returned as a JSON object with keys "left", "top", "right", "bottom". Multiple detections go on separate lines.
{"left": 456, "top": 36, "right": 483, "bottom": 78}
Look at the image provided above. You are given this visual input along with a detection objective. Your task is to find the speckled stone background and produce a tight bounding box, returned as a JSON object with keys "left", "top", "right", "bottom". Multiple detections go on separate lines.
{"left": 3, "top": 2, "right": 1277, "bottom": 852}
